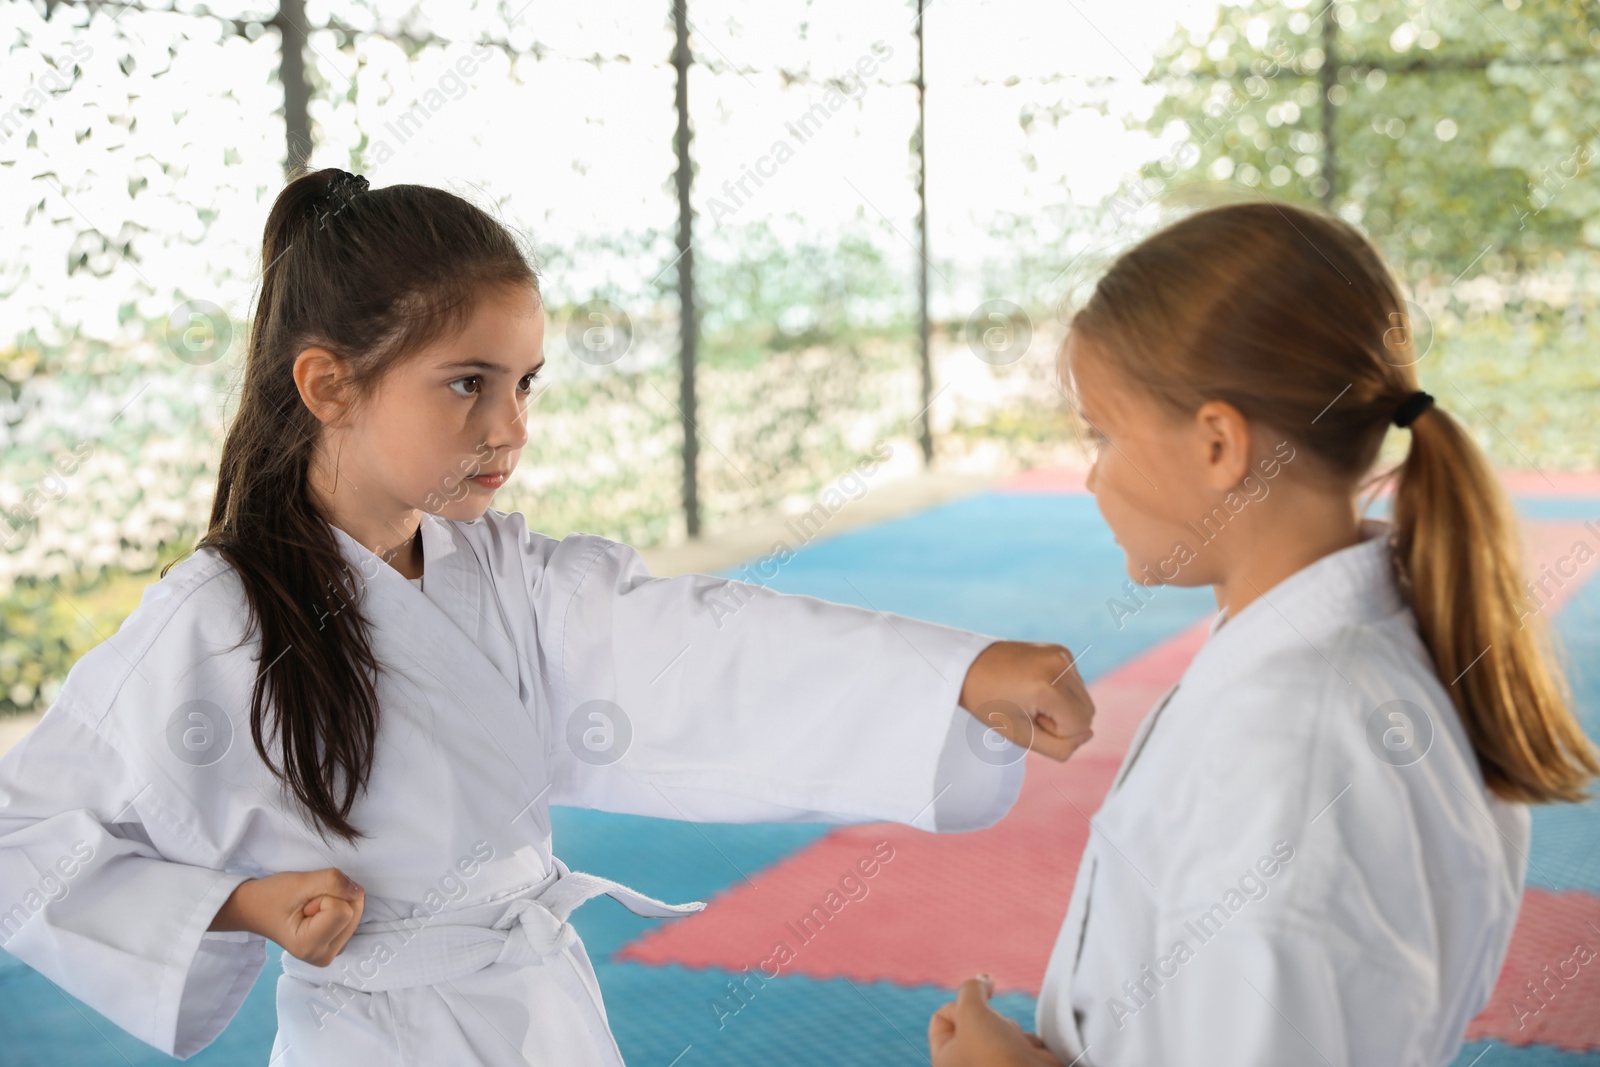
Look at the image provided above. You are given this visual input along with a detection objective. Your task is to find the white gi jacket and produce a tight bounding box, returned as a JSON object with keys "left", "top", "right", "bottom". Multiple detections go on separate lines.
{"left": 1036, "top": 519, "right": 1531, "bottom": 1067}
{"left": 0, "top": 507, "right": 1023, "bottom": 1064}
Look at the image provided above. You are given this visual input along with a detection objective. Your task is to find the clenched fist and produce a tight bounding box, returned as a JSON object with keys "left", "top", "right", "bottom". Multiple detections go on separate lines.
{"left": 208, "top": 867, "right": 366, "bottom": 968}
{"left": 959, "top": 641, "right": 1095, "bottom": 762}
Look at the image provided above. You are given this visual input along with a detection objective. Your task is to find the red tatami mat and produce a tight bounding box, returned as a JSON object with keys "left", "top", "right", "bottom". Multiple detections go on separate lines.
{"left": 617, "top": 518, "right": 1599, "bottom": 1054}
{"left": 1465, "top": 889, "right": 1600, "bottom": 1051}
{"left": 616, "top": 619, "right": 1215, "bottom": 992}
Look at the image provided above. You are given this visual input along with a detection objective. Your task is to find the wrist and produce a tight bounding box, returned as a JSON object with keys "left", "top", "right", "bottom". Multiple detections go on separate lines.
{"left": 959, "top": 640, "right": 1001, "bottom": 712}
{"left": 208, "top": 876, "right": 260, "bottom": 935}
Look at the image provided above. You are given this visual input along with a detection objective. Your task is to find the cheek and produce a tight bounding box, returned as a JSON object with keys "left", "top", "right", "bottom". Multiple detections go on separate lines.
{"left": 393, "top": 429, "right": 450, "bottom": 487}
{"left": 1092, "top": 447, "right": 1164, "bottom": 525}
{"left": 384, "top": 406, "right": 472, "bottom": 495}
{"left": 1090, "top": 446, "right": 1196, "bottom": 563}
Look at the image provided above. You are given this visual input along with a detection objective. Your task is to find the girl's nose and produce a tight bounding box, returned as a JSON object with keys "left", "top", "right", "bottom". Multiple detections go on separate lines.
{"left": 505, "top": 407, "right": 530, "bottom": 450}
{"left": 488, "top": 393, "right": 531, "bottom": 452}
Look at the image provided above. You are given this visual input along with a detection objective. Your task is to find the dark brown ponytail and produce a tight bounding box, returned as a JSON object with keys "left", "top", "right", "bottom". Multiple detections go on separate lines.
{"left": 162, "top": 168, "right": 539, "bottom": 845}
{"left": 1069, "top": 198, "right": 1598, "bottom": 805}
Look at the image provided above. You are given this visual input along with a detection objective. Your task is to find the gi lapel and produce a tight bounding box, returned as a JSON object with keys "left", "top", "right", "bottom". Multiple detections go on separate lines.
{"left": 1109, "top": 682, "right": 1180, "bottom": 794}
{"left": 1105, "top": 609, "right": 1225, "bottom": 795}
{"left": 326, "top": 515, "right": 550, "bottom": 818}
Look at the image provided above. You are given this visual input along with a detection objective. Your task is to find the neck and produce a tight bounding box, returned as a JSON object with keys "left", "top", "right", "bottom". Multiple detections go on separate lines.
{"left": 1212, "top": 494, "right": 1363, "bottom": 619}
{"left": 308, "top": 443, "right": 423, "bottom": 577}
{"left": 391, "top": 523, "right": 424, "bottom": 580}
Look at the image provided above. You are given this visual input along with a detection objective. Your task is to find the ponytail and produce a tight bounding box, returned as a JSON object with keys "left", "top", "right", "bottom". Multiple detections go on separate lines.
{"left": 1392, "top": 406, "right": 1600, "bottom": 803}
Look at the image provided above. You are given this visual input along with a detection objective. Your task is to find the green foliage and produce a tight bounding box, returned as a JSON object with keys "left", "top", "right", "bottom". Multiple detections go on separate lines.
{"left": 1141, "top": 0, "right": 1600, "bottom": 275}
{"left": 1415, "top": 295, "right": 1600, "bottom": 468}
{"left": 1128, "top": 0, "right": 1600, "bottom": 471}
{"left": 515, "top": 218, "right": 923, "bottom": 544}
{"left": 696, "top": 221, "right": 918, "bottom": 367}
{"left": 0, "top": 563, "right": 173, "bottom": 716}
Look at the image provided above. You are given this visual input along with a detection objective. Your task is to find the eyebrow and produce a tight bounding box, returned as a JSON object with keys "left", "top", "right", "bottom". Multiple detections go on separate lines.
{"left": 437, "top": 358, "right": 545, "bottom": 373}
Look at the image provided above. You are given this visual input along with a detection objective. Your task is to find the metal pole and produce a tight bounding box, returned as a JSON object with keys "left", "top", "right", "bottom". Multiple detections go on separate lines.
{"left": 913, "top": 0, "right": 933, "bottom": 466}
{"left": 1320, "top": 1, "right": 1337, "bottom": 210}
{"left": 277, "top": 0, "right": 311, "bottom": 175}
{"left": 672, "top": 0, "right": 701, "bottom": 537}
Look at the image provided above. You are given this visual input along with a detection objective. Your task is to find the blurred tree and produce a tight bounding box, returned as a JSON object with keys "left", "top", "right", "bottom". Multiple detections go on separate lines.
{"left": 1139, "top": 0, "right": 1600, "bottom": 278}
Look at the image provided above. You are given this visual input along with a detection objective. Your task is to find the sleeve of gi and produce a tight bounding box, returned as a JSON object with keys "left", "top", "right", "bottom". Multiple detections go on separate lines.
{"left": 524, "top": 528, "right": 1025, "bottom": 833}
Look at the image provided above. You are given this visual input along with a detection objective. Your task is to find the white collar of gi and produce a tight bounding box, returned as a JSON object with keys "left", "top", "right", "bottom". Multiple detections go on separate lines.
{"left": 324, "top": 509, "right": 466, "bottom": 599}
{"left": 1185, "top": 516, "right": 1405, "bottom": 693}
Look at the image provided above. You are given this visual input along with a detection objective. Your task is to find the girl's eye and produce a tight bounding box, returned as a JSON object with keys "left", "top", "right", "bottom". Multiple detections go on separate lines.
{"left": 449, "top": 370, "right": 542, "bottom": 398}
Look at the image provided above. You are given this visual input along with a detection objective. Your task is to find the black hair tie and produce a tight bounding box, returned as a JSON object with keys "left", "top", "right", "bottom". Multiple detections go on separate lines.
{"left": 308, "top": 169, "right": 370, "bottom": 227}
{"left": 1392, "top": 390, "right": 1434, "bottom": 428}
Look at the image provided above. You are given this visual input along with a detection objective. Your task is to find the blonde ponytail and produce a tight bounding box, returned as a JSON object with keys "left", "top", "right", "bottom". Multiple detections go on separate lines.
{"left": 1392, "top": 405, "right": 1600, "bottom": 804}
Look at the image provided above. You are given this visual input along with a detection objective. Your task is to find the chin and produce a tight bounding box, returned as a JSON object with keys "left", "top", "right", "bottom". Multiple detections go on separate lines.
{"left": 1120, "top": 543, "right": 1200, "bottom": 587}
{"left": 1123, "top": 558, "right": 1166, "bottom": 586}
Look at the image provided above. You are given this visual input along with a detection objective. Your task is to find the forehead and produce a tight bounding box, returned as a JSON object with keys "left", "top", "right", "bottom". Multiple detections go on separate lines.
{"left": 1061, "top": 332, "right": 1103, "bottom": 401}
{"left": 423, "top": 285, "right": 545, "bottom": 361}
{"left": 1063, "top": 331, "right": 1142, "bottom": 424}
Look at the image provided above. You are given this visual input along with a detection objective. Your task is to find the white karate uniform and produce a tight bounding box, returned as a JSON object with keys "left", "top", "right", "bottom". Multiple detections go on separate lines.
{"left": 0, "top": 507, "right": 1024, "bottom": 1064}
{"left": 1036, "top": 519, "right": 1530, "bottom": 1067}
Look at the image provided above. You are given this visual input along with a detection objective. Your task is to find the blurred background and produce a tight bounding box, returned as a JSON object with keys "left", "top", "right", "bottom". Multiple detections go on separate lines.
{"left": 1, "top": 0, "right": 1598, "bottom": 1063}
{"left": 3, "top": 0, "right": 1587, "bottom": 726}
{"left": 3, "top": 0, "right": 1597, "bottom": 724}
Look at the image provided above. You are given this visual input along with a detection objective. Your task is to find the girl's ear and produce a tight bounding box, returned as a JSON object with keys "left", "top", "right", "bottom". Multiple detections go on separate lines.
{"left": 293, "top": 346, "right": 356, "bottom": 428}
{"left": 1194, "top": 398, "right": 1253, "bottom": 492}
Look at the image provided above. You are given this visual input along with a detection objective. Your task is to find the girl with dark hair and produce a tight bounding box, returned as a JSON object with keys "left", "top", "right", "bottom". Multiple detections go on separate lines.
{"left": 927, "top": 199, "right": 1598, "bottom": 1067}
{"left": 0, "top": 168, "right": 1096, "bottom": 1065}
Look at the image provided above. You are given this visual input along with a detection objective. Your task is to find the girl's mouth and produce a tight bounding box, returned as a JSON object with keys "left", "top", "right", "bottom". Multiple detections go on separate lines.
{"left": 468, "top": 470, "right": 508, "bottom": 489}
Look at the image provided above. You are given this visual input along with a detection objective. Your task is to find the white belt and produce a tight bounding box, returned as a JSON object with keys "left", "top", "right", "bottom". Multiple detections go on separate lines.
{"left": 278, "top": 856, "right": 705, "bottom": 993}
